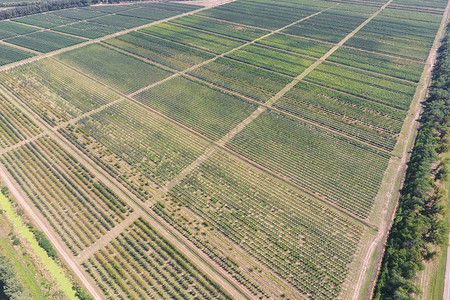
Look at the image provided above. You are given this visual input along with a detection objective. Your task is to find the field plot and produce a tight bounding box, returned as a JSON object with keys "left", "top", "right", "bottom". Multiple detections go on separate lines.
{"left": 227, "top": 110, "right": 390, "bottom": 217}
{"left": 89, "top": 14, "right": 151, "bottom": 29}
{"left": 133, "top": 76, "right": 258, "bottom": 141}
{"left": 54, "top": 22, "right": 123, "bottom": 39}
{"left": 277, "top": 82, "right": 401, "bottom": 150}
{"left": 226, "top": 44, "right": 316, "bottom": 76}
{"left": 188, "top": 57, "right": 291, "bottom": 102}
{"left": 196, "top": 0, "right": 328, "bottom": 29}
{"left": 0, "top": 43, "right": 34, "bottom": 66}
{"left": 170, "top": 15, "right": 268, "bottom": 41}
{"left": 4, "top": 30, "right": 84, "bottom": 53}
{"left": 104, "top": 31, "right": 214, "bottom": 71}
{"left": 0, "top": 21, "right": 38, "bottom": 40}
{"left": 327, "top": 47, "right": 424, "bottom": 82}
{"left": 255, "top": 33, "right": 333, "bottom": 58}
{"left": 163, "top": 149, "right": 365, "bottom": 299}
{"left": 49, "top": 7, "right": 108, "bottom": 20}
{"left": 83, "top": 217, "right": 232, "bottom": 300}
{"left": 0, "top": 59, "right": 120, "bottom": 125}
{"left": 60, "top": 100, "right": 210, "bottom": 201}
{"left": 116, "top": 7, "right": 180, "bottom": 20}
{"left": 58, "top": 44, "right": 173, "bottom": 94}
{"left": 304, "top": 62, "right": 417, "bottom": 110}
{"left": 0, "top": 136, "right": 133, "bottom": 253}
{"left": 282, "top": 8, "right": 374, "bottom": 43}
{"left": 140, "top": 23, "right": 245, "bottom": 54}
{"left": 344, "top": 8, "right": 442, "bottom": 61}
{"left": 12, "top": 14, "right": 75, "bottom": 29}
{"left": 0, "top": 94, "right": 41, "bottom": 149}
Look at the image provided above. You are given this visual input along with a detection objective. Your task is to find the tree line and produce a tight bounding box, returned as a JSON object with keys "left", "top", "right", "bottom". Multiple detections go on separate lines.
{"left": 373, "top": 23, "right": 450, "bottom": 300}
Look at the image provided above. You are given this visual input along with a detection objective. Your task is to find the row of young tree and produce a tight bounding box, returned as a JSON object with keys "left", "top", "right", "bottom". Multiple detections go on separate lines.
{"left": 373, "top": 24, "right": 450, "bottom": 300}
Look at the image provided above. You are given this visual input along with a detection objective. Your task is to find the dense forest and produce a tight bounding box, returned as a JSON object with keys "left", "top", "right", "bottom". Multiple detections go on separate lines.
{"left": 373, "top": 24, "right": 450, "bottom": 299}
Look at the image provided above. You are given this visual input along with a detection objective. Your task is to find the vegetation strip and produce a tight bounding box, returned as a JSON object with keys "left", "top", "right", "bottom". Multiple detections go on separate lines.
{"left": 373, "top": 21, "right": 450, "bottom": 299}
{"left": 0, "top": 193, "right": 76, "bottom": 299}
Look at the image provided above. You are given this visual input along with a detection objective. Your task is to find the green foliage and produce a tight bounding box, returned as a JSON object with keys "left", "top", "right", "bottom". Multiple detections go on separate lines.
{"left": 1, "top": 186, "right": 9, "bottom": 197}
{"left": 373, "top": 24, "right": 450, "bottom": 300}
{"left": 73, "top": 283, "right": 93, "bottom": 300}
{"left": 0, "top": 255, "right": 27, "bottom": 299}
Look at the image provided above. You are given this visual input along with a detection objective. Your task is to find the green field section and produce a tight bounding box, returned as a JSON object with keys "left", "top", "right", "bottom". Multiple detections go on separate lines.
{"left": 344, "top": 8, "right": 442, "bottom": 61}
{"left": 83, "top": 217, "right": 233, "bottom": 299}
{"left": 197, "top": 0, "right": 330, "bottom": 29}
{"left": 171, "top": 15, "right": 269, "bottom": 41}
{"left": 4, "top": 30, "right": 84, "bottom": 53}
{"left": 327, "top": 46, "right": 425, "bottom": 82}
{"left": 60, "top": 100, "right": 210, "bottom": 200}
{"left": 227, "top": 110, "right": 390, "bottom": 217}
{"left": 0, "top": 58, "right": 120, "bottom": 125}
{"left": 48, "top": 7, "right": 108, "bottom": 20}
{"left": 140, "top": 22, "right": 245, "bottom": 54}
{"left": 133, "top": 76, "right": 258, "bottom": 141}
{"left": 89, "top": 14, "right": 151, "bottom": 29}
{"left": 0, "top": 21, "right": 38, "bottom": 40}
{"left": 226, "top": 44, "right": 316, "bottom": 76}
{"left": 277, "top": 81, "right": 401, "bottom": 150}
{"left": 115, "top": 7, "right": 180, "bottom": 20}
{"left": 53, "top": 21, "right": 123, "bottom": 39}
{"left": 0, "top": 136, "right": 133, "bottom": 253}
{"left": 282, "top": 7, "right": 373, "bottom": 43}
{"left": 12, "top": 14, "right": 75, "bottom": 29}
{"left": 165, "top": 149, "right": 365, "bottom": 299}
{"left": 304, "top": 62, "right": 417, "bottom": 110}
{"left": 58, "top": 44, "right": 173, "bottom": 94}
{"left": 0, "top": 43, "right": 34, "bottom": 66}
{"left": 255, "top": 33, "right": 333, "bottom": 58}
{"left": 188, "top": 57, "right": 292, "bottom": 102}
{"left": 104, "top": 31, "right": 214, "bottom": 71}
{"left": 0, "top": 93, "right": 41, "bottom": 149}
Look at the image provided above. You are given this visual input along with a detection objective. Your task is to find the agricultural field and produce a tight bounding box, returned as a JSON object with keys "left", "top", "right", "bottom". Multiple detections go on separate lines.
{"left": 0, "top": 0, "right": 447, "bottom": 299}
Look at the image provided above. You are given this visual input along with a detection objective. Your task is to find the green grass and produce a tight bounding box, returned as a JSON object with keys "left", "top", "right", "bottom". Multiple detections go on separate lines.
{"left": 54, "top": 22, "right": 123, "bottom": 39}
{"left": 0, "top": 194, "right": 76, "bottom": 299}
{"left": 0, "top": 21, "right": 38, "bottom": 40}
{"left": 49, "top": 7, "right": 108, "bottom": 20}
{"left": 89, "top": 14, "right": 151, "bottom": 29}
{"left": 117, "top": 7, "right": 178, "bottom": 20}
{"left": 0, "top": 44, "right": 34, "bottom": 66}
{"left": 140, "top": 22, "right": 245, "bottom": 54}
{"left": 12, "top": 14, "right": 75, "bottom": 28}
{"left": 5, "top": 31, "right": 84, "bottom": 53}
{"left": 133, "top": 76, "right": 258, "bottom": 141}
{"left": 105, "top": 31, "right": 214, "bottom": 71}
{"left": 58, "top": 44, "right": 173, "bottom": 94}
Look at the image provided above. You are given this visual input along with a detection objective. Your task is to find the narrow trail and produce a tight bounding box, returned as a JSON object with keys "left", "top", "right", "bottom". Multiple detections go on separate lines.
{"left": 355, "top": 0, "right": 450, "bottom": 298}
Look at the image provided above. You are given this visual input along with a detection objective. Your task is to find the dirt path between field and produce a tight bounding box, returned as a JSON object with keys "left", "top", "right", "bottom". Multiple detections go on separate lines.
{"left": 0, "top": 165, "right": 103, "bottom": 299}
{"left": 356, "top": 0, "right": 450, "bottom": 298}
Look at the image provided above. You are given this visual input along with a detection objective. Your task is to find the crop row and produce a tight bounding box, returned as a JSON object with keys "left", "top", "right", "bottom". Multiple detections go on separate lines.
{"left": 13, "top": 13, "right": 75, "bottom": 29}
{"left": 0, "top": 94, "right": 41, "bottom": 148}
{"left": 140, "top": 23, "right": 244, "bottom": 55}
{"left": 0, "top": 58, "right": 119, "bottom": 125}
{"left": 83, "top": 217, "right": 233, "bottom": 300}
{"left": 304, "top": 62, "right": 417, "bottom": 110}
{"left": 227, "top": 110, "right": 390, "bottom": 218}
{"left": 188, "top": 57, "right": 291, "bottom": 102}
{"left": 0, "top": 136, "right": 132, "bottom": 253}
{"left": 58, "top": 44, "right": 173, "bottom": 94}
{"left": 104, "top": 31, "right": 214, "bottom": 71}
{"left": 225, "top": 44, "right": 316, "bottom": 77}
{"left": 167, "top": 150, "right": 364, "bottom": 299}
{"left": 133, "top": 76, "right": 257, "bottom": 141}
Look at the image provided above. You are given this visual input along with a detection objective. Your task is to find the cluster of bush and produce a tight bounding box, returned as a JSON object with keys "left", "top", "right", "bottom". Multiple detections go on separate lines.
{"left": 374, "top": 24, "right": 450, "bottom": 300}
